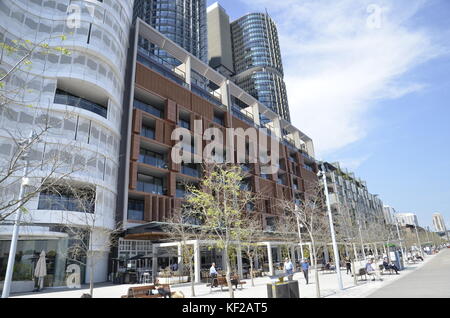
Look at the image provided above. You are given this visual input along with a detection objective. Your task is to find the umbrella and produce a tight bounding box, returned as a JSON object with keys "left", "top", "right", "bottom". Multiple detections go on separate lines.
{"left": 34, "top": 251, "right": 47, "bottom": 291}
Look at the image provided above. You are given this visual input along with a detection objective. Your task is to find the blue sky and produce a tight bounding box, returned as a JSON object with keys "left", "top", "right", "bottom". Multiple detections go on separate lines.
{"left": 207, "top": 0, "right": 450, "bottom": 228}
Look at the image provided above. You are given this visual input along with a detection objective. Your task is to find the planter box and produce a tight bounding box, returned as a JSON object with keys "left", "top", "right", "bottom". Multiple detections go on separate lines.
{"left": 0, "top": 281, "right": 35, "bottom": 294}
{"left": 158, "top": 276, "right": 189, "bottom": 285}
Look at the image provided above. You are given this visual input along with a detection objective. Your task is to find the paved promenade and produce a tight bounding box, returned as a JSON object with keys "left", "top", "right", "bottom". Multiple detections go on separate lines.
{"left": 9, "top": 253, "right": 439, "bottom": 298}
{"left": 369, "top": 249, "right": 450, "bottom": 298}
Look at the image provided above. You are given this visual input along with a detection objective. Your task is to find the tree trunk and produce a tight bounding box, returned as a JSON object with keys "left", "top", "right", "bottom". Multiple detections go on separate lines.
{"left": 351, "top": 259, "right": 357, "bottom": 286}
{"left": 311, "top": 242, "right": 320, "bottom": 298}
{"left": 225, "top": 245, "right": 234, "bottom": 298}
{"left": 89, "top": 254, "right": 94, "bottom": 297}
{"left": 249, "top": 253, "right": 255, "bottom": 287}
{"left": 190, "top": 259, "right": 195, "bottom": 297}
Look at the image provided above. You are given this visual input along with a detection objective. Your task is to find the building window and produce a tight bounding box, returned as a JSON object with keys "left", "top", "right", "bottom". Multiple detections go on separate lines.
{"left": 128, "top": 199, "right": 145, "bottom": 221}
{"left": 141, "top": 125, "right": 155, "bottom": 139}
{"left": 139, "top": 148, "right": 166, "bottom": 169}
{"left": 38, "top": 186, "right": 95, "bottom": 213}
{"left": 54, "top": 89, "right": 107, "bottom": 118}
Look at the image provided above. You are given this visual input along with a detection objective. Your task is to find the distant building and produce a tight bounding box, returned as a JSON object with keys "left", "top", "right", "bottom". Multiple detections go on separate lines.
{"left": 383, "top": 205, "right": 398, "bottom": 225}
{"left": 396, "top": 213, "right": 419, "bottom": 227}
{"left": 433, "top": 213, "right": 447, "bottom": 233}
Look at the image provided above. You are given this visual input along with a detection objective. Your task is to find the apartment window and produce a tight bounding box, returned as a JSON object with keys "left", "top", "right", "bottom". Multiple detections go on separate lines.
{"left": 181, "top": 163, "right": 200, "bottom": 178}
{"left": 54, "top": 89, "right": 107, "bottom": 118}
{"left": 128, "top": 199, "right": 145, "bottom": 221}
{"left": 38, "top": 186, "right": 95, "bottom": 213}
{"left": 178, "top": 119, "right": 190, "bottom": 130}
{"left": 141, "top": 125, "right": 155, "bottom": 140}
{"left": 137, "top": 174, "right": 164, "bottom": 195}
{"left": 139, "top": 149, "right": 166, "bottom": 169}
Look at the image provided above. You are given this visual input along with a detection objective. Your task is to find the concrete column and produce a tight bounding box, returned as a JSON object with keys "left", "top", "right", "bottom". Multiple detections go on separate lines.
{"left": 276, "top": 247, "right": 282, "bottom": 263}
{"left": 324, "top": 246, "right": 330, "bottom": 263}
{"left": 177, "top": 243, "right": 183, "bottom": 274}
{"left": 152, "top": 245, "right": 158, "bottom": 282}
{"left": 353, "top": 243, "right": 358, "bottom": 262}
{"left": 185, "top": 56, "right": 191, "bottom": 88}
{"left": 290, "top": 245, "right": 296, "bottom": 264}
{"left": 255, "top": 248, "right": 260, "bottom": 269}
{"left": 194, "top": 241, "right": 201, "bottom": 283}
{"left": 237, "top": 245, "right": 244, "bottom": 278}
{"left": 267, "top": 243, "right": 274, "bottom": 275}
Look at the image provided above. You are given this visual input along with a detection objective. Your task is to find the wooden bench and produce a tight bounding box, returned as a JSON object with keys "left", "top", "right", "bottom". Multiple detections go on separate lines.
{"left": 318, "top": 264, "right": 336, "bottom": 274}
{"left": 211, "top": 275, "right": 246, "bottom": 291}
{"left": 121, "top": 285, "right": 171, "bottom": 298}
{"left": 355, "top": 268, "right": 367, "bottom": 281}
{"left": 379, "top": 265, "right": 394, "bottom": 275}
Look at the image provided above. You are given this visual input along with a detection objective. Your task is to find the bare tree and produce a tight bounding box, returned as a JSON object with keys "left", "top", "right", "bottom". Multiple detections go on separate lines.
{"left": 279, "top": 184, "right": 331, "bottom": 298}
{"left": 162, "top": 207, "right": 203, "bottom": 297}
{"left": 52, "top": 182, "right": 122, "bottom": 297}
{"left": 186, "top": 164, "right": 256, "bottom": 298}
{"left": 236, "top": 213, "right": 264, "bottom": 287}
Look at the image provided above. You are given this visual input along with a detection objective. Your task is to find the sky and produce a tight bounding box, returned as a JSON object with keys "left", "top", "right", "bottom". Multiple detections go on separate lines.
{"left": 207, "top": 0, "right": 450, "bottom": 229}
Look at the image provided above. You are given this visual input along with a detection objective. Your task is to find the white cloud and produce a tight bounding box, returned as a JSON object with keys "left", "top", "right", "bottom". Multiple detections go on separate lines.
{"left": 239, "top": 0, "right": 446, "bottom": 156}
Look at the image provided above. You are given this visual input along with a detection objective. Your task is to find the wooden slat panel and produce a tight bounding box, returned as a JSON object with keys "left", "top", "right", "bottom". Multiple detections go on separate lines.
{"left": 166, "top": 99, "right": 177, "bottom": 123}
{"left": 136, "top": 63, "right": 191, "bottom": 107}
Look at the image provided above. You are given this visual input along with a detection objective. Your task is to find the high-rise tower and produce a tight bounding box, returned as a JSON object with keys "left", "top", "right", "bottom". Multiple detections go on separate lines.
{"left": 207, "top": 4, "right": 291, "bottom": 122}
{"left": 134, "top": 0, "right": 208, "bottom": 62}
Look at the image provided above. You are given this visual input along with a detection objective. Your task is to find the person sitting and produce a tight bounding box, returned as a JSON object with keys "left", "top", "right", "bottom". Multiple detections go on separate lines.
{"left": 414, "top": 254, "right": 424, "bottom": 261}
{"left": 149, "top": 279, "right": 171, "bottom": 298}
{"left": 382, "top": 258, "right": 399, "bottom": 275}
{"left": 365, "top": 259, "right": 382, "bottom": 281}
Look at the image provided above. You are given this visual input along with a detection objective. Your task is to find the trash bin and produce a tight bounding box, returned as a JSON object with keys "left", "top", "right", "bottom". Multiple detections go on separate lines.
{"left": 267, "top": 280, "right": 299, "bottom": 299}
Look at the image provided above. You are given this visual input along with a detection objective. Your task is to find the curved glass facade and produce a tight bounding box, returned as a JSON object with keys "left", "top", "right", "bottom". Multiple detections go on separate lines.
{"left": 134, "top": 0, "right": 208, "bottom": 63}
{"left": 231, "top": 13, "right": 291, "bottom": 122}
{"left": 0, "top": 0, "right": 134, "bottom": 287}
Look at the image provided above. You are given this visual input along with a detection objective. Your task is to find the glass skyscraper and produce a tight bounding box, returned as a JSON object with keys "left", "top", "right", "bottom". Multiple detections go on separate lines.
{"left": 134, "top": 0, "right": 208, "bottom": 63}
{"left": 231, "top": 13, "right": 291, "bottom": 122}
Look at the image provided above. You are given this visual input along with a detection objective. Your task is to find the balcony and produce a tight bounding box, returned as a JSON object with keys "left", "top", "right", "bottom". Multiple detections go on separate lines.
{"left": 141, "top": 126, "right": 155, "bottom": 140}
{"left": 139, "top": 154, "right": 167, "bottom": 169}
{"left": 137, "top": 47, "right": 188, "bottom": 88}
{"left": 214, "top": 116, "right": 225, "bottom": 126}
{"left": 134, "top": 99, "right": 163, "bottom": 118}
{"left": 181, "top": 166, "right": 200, "bottom": 178}
{"left": 231, "top": 104, "right": 255, "bottom": 126}
{"left": 54, "top": 89, "right": 107, "bottom": 118}
{"left": 191, "top": 81, "right": 222, "bottom": 106}
{"left": 136, "top": 181, "right": 165, "bottom": 196}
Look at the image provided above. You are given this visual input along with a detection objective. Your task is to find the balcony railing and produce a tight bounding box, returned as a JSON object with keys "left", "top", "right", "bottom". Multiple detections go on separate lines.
{"left": 231, "top": 105, "right": 254, "bottom": 126}
{"left": 137, "top": 181, "right": 165, "bottom": 195}
{"left": 54, "top": 89, "right": 107, "bottom": 118}
{"left": 303, "top": 164, "right": 315, "bottom": 173}
{"left": 181, "top": 166, "right": 200, "bottom": 178}
{"left": 139, "top": 154, "right": 167, "bottom": 169}
{"left": 191, "top": 81, "right": 222, "bottom": 106}
{"left": 137, "top": 47, "right": 188, "bottom": 88}
{"left": 141, "top": 127, "right": 155, "bottom": 139}
{"left": 134, "top": 99, "right": 163, "bottom": 118}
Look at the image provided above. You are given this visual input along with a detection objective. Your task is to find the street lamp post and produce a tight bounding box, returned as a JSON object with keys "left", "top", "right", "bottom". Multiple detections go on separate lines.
{"left": 295, "top": 213, "right": 305, "bottom": 260}
{"left": 1, "top": 133, "right": 35, "bottom": 299}
{"left": 320, "top": 163, "right": 344, "bottom": 291}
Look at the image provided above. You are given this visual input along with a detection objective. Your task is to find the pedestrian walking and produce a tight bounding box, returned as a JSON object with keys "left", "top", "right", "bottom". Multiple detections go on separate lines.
{"left": 301, "top": 259, "right": 310, "bottom": 285}
{"left": 284, "top": 258, "right": 294, "bottom": 281}
{"left": 345, "top": 256, "right": 352, "bottom": 275}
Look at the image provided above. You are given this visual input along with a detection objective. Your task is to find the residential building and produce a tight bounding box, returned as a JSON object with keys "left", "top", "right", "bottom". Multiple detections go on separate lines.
{"left": 432, "top": 213, "right": 447, "bottom": 233}
{"left": 207, "top": 4, "right": 291, "bottom": 122}
{"left": 396, "top": 213, "right": 419, "bottom": 227}
{"left": 0, "top": 0, "right": 134, "bottom": 290}
{"left": 133, "top": 0, "right": 208, "bottom": 63}
{"left": 383, "top": 205, "right": 398, "bottom": 225}
{"left": 321, "top": 162, "right": 385, "bottom": 230}
{"left": 115, "top": 19, "right": 318, "bottom": 282}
